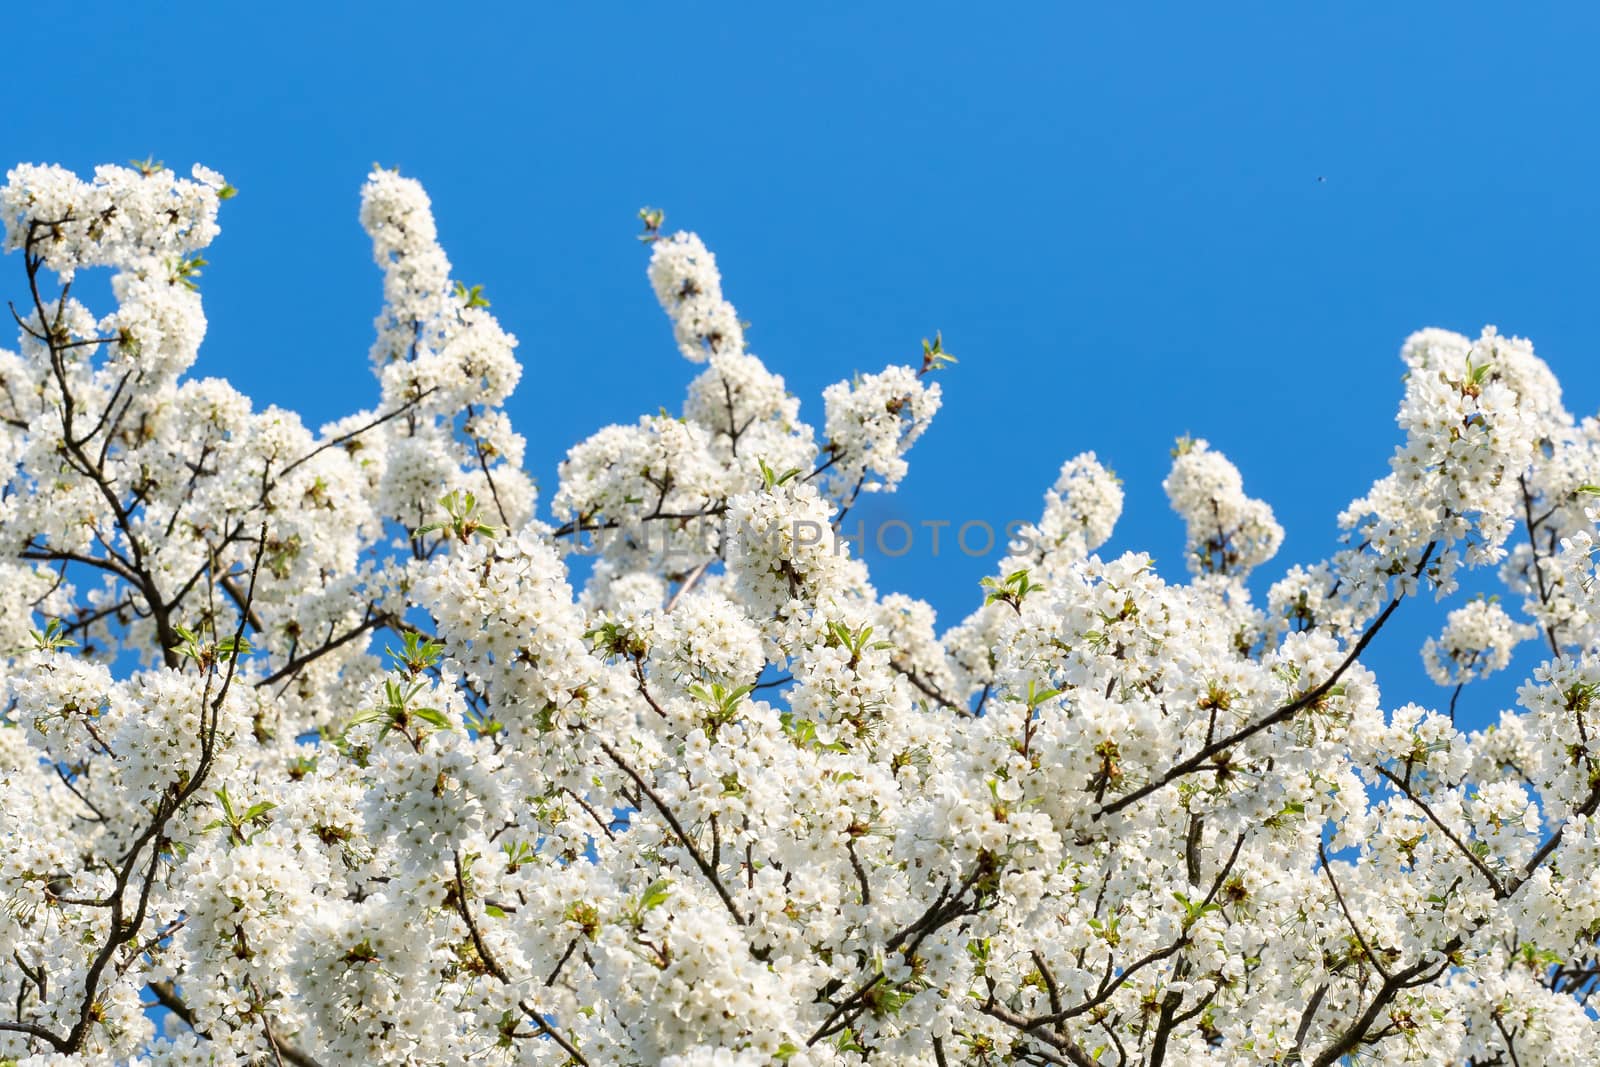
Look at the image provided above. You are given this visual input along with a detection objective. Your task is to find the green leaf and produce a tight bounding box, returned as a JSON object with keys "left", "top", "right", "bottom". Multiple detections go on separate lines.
{"left": 1026, "top": 680, "right": 1062, "bottom": 709}
{"left": 411, "top": 707, "right": 454, "bottom": 731}
{"left": 27, "top": 618, "right": 78, "bottom": 653}
{"left": 637, "top": 206, "right": 666, "bottom": 241}
{"left": 639, "top": 878, "right": 672, "bottom": 912}
{"left": 452, "top": 280, "right": 491, "bottom": 308}
{"left": 343, "top": 707, "right": 387, "bottom": 731}
{"left": 242, "top": 801, "right": 277, "bottom": 822}
{"left": 216, "top": 635, "right": 252, "bottom": 661}
{"left": 755, "top": 457, "right": 804, "bottom": 489}
{"left": 920, "top": 330, "right": 957, "bottom": 374}
{"left": 387, "top": 631, "right": 446, "bottom": 675}
{"left": 421, "top": 489, "right": 499, "bottom": 542}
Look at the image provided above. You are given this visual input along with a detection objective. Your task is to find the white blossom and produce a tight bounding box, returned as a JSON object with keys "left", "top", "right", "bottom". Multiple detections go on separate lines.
{"left": 1, "top": 162, "right": 1598, "bottom": 1067}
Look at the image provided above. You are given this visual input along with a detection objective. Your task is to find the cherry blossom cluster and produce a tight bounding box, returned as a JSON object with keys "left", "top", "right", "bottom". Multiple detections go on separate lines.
{"left": 1422, "top": 597, "right": 1536, "bottom": 688}
{"left": 2, "top": 161, "right": 1599, "bottom": 1067}
{"left": 1164, "top": 437, "right": 1283, "bottom": 581}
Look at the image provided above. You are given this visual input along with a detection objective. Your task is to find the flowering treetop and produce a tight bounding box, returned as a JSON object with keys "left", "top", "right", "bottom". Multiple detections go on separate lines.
{"left": 1, "top": 160, "right": 1598, "bottom": 1066}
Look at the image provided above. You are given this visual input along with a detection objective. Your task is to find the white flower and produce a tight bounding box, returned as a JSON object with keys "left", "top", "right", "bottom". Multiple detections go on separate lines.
{"left": 1423, "top": 597, "right": 1536, "bottom": 686}
{"left": 2, "top": 159, "right": 1598, "bottom": 1067}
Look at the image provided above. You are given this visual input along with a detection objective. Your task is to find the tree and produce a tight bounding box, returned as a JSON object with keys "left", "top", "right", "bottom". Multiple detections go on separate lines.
{"left": 0, "top": 160, "right": 1596, "bottom": 1067}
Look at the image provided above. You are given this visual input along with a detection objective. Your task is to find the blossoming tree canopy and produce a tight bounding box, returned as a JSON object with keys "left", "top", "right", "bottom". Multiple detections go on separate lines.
{"left": 1, "top": 162, "right": 1599, "bottom": 1067}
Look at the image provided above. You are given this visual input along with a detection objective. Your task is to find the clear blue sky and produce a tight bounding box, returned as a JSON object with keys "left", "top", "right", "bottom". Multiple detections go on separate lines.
{"left": 8, "top": 3, "right": 1598, "bottom": 728}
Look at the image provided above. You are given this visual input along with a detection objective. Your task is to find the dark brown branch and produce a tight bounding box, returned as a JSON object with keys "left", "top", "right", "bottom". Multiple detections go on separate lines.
{"left": 1319, "top": 841, "right": 1392, "bottom": 982}
{"left": 1375, "top": 765, "right": 1506, "bottom": 898}
{"left": 258, "top": 612, "right": 386, "bottom": 688}
{"left": 275, "top": 390, "right": 435, "bottom": 484}
{"left": 892, "top": 661, "right": 968, "bottom": 715}
{"left": 451, "top": 849, "right": 511, "bottom": 983}
{"left": 1097, "top": 543, "right": 1436, "bottom": 819}
{"left": 589, "top": 733, "right": 746, "bottom": 927}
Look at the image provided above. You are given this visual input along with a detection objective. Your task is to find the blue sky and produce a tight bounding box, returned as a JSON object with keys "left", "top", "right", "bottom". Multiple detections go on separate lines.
{"left": 8, "top": 3, "right": 1599, "bottom": 728}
